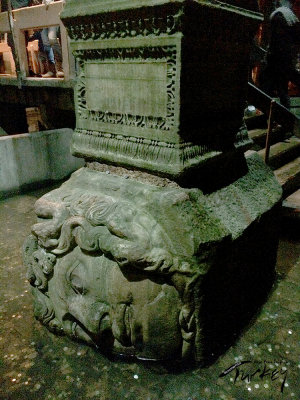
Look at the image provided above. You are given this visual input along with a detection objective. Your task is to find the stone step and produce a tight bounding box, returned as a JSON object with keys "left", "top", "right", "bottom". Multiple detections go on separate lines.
{"left": 248, "top": 128, "right": 267, "bottom": 147}
{"left": 281, "top": 189, "right": 300, "bottom": 220}
{"left": 275, "top": 157, "right": 300, "bottom": 197}
{"left": 258, "top": 137, "right": 300, "bottom": 170}
{"left": 248, "top": 127, "right": 287, "bottom": 148}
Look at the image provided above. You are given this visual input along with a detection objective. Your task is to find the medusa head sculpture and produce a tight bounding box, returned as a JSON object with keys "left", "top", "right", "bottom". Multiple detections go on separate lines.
{"left": 23, "top": 172, "right": 207, "bottom": 361}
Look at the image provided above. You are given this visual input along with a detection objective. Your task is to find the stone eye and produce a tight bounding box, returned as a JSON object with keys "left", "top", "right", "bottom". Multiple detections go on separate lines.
{"left": 67, "top": 262, "right": 87, "bottom": 296}
{"left": 70, "top": 273, "right": 87, "bottom": 295}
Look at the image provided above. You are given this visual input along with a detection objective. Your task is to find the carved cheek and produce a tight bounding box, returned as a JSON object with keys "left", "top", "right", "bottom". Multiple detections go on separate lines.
{"left": 111, "top": 303, "right": 132, "bottom": 346}
{"left": 67, "top": 296, "right": 90, "bottom": 325}
{"left": 65, "top": 264, "right": 111, "bottom": 335}
{"left": 64, "top": 296, "right": 111, "bottom": 339}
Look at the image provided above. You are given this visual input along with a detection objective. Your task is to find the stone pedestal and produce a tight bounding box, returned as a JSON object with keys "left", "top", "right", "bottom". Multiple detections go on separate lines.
{"left": 23, "top": 1, "right": 281, "bottom": 364}
{"left": 61, "top": 0, "right": 262, "bottom": 185}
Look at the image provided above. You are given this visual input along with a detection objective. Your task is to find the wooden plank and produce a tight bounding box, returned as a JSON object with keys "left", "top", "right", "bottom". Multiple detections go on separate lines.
{"left": 12, "top": 2, "right": 64, "bottom": 30}
{"left": 0, "top": 11, "right": 10, "bottom": 33}
{"left": 0, "top": 42, "right": 11, "bottom": 52}
{"left": 59, "top": 22, "right": 70, "bottom": 80}
{"left": 6, "top": 4, "right": 23, "bottom": 83}
{"left": 14, "top": 27, "right": 28, "bottom": 77}
{"left": 0, "top": 42, "right": 16, "bottom": 75}
{"left": 27, "top": 40, "right": 40, "bottom": 74}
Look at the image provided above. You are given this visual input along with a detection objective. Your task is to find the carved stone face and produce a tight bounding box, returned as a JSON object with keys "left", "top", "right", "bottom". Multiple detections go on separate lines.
{"left": 23, "top": 171, "right": 203, "bottom": 361}
{"left": 31, "top": 244, "right": 182, "bottom": 360}
{"left": 24, "top": 150, "right": 282, "bottom": 364}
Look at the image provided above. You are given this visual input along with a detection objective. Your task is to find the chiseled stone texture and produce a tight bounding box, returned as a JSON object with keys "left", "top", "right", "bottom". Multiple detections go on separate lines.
{"left": 23, "top": 152, "right": 282, "bottom": 363}
{"left": 0, "top": 129, "right": 84, "bottom": 198}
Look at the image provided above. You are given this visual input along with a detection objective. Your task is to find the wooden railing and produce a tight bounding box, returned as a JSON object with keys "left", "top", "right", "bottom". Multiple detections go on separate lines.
{"left": 0, "top": 1, "right": 74, "bottom": 81}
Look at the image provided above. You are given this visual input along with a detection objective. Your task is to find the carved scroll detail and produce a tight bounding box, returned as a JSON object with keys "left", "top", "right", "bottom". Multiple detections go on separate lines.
{"left": 65, "top": 11, "right": 183, "bottom": 41}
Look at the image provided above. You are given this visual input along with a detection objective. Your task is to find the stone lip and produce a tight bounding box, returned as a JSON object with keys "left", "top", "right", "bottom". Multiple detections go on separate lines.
{"left": 86, "top": 161, "right": 181, "bottom": 188}
{"left": 61, "top": 0, "right": 263, "bottom": 20}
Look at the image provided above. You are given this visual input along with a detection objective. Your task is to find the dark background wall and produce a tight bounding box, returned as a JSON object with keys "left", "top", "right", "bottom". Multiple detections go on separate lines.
{"left": 0, "top": 83, "right": 75, "bottom": 134}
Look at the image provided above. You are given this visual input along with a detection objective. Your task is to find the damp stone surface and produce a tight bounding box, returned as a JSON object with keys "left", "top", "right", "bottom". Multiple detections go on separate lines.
{"left": 0, "top": 186, "right": 299, "bottom": 399}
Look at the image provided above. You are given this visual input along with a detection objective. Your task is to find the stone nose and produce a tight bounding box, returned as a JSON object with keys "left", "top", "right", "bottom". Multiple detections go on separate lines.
{"left": 65, "top": 301, "right": 111, "bottom": 336}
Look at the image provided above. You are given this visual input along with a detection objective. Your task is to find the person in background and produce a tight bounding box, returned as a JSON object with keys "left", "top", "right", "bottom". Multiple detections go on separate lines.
{"left": 40, "top": 25, "right": 64, "bottom": 78}
{"left": 10, "top": 0, "right": 29, "bottom": 8}
{"left": 27, "top": 29, "right": 55, "bottom": 76}
{"left": 29, "top": 0, "right": 64, "bottom": 78}
{"left": 260, "top": 0, "right": 300, "bottom": 108}
{"left": 2, "top": 0, "right": 64, "bottom": 77}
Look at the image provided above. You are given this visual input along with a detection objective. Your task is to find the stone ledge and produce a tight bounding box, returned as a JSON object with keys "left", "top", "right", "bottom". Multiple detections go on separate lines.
{"left": 0, "top": 77, "right": 75, "bottom": 88}
{"left": 0, "top": 128, "right": 83, "bottom": 199}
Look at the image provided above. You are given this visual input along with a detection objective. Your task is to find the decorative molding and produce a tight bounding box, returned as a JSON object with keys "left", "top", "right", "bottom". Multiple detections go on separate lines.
{"left": 73, "top": 45, "right": 177, "bottom": 130}
{"left": 65, "top": 11, "right": 183, "bottom": 41}
{"left": 75, "top": 60, "right": 88, "bottom": 120}
{"left": 72, "top": 128, "right": 217, "bottom": 174}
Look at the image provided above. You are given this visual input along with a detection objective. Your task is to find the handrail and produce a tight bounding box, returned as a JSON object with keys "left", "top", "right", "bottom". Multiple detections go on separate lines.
{"left": 265, "top": 99, "right": 275, "bottom": 164}
{"left": 248, "top": 82, "right": 300, "bottom": 137}
{"left": 11, "top": 2, "right": 64, "bottom": 30}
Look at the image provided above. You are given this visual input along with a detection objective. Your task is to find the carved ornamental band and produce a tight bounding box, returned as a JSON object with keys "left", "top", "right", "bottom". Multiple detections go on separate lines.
{"left": 74, "top": 46, "right": 177, "bottom": 131}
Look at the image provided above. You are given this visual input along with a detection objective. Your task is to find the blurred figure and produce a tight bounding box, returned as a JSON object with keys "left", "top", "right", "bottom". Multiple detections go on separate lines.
{"left": 40, "top": 26, "right": 64, "bottom": 78}
{"left": 30, "top": 0, "right": 64, "bottom": 78}
{"left": 11, "top": 0, "right": 29, "bottom": 8}
{"left": 27, "top": 29, "right": 54, "bottom": 76}
{"left": 260, "top": 0, "right": 300, "bottom": 108}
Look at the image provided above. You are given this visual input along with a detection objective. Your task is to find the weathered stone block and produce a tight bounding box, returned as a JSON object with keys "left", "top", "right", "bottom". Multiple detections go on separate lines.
{"left": 23, "top": 153, "right": 282, "bottom": 362}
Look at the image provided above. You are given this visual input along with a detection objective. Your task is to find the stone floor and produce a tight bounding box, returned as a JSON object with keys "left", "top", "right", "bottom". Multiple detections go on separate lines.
{"left": 0, "top": 185, "right": 299, "bottom": 400}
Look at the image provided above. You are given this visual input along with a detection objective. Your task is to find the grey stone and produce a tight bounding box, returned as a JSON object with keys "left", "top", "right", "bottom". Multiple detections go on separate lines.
{"left": 0, "top": 129, "right": 84, "bottom": 198}
{"left": 23, "top": 152, "right": 282, "bottom": 362}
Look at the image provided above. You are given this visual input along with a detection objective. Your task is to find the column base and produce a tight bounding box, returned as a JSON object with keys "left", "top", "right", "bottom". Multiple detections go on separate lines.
{"left": 23, "top": 152, "right": 282, "bottom": 363}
